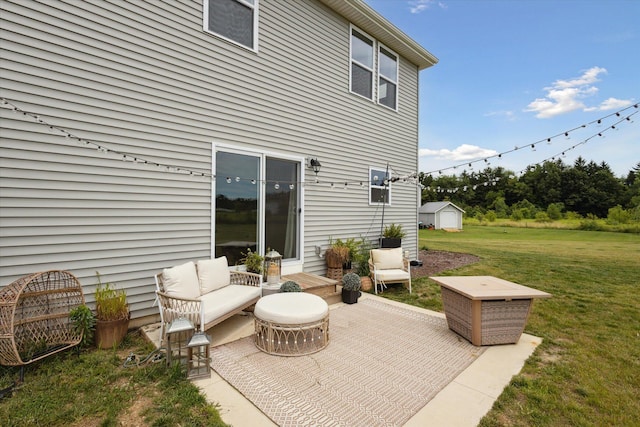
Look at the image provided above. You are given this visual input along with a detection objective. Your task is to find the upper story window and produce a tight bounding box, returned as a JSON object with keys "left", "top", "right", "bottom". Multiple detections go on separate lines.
{"left": 350, "top": 29, "right": 374, "bottom": 100}
{"left": 378, "top": 46, "right": 398, "bottom": 109}
{"left": 204, "top": 0, "right": 258, "bottom": 50}
{"left": 350, "top": 27, "right": 399, "bottom": 111}
{"left": 370, "top": 167, "right": 391, "bottom": 205}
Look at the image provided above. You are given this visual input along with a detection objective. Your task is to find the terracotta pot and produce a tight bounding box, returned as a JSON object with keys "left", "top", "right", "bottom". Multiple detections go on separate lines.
{"left": 95, "top": 316, "right": 129, "bottom": 349}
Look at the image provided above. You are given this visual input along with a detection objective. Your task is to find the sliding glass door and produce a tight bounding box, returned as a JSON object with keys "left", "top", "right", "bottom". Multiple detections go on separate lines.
{"left": 215, "top": 150, "right": 300, "bottom": 266}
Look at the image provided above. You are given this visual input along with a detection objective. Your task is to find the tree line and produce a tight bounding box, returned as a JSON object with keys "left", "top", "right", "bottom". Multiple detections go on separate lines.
{"left": 419, "top": 157, "right": 640, "bottom": 222}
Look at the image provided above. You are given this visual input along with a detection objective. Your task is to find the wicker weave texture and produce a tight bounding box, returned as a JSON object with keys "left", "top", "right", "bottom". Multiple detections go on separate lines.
{"left": 326, "top": 267, "right": 343, "bottom": 282}
{"left": 441, "top": 287, "right": 532, "bottom": 345}
{"left": 254, "top": 315, "right": 329, "bottom": 356}
{"left": 0, "top": 270, "right": 85, "bottom": 366}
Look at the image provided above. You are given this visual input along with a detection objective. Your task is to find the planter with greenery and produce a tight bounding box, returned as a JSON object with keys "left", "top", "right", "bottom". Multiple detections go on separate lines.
{"left": 341, "top": 272, "right": 362, "bottom": 304}
{"left": 240, "top": 248, "right": 264, "bottom": 275}
{"left": 352, "top": 238, "right": 373, "bottom": 292}
{"left": 280, "top": 281, "right": 302, "bottom": 292}
{"left": 94, "top": 272, "right": 129, "bottom": 349}
{"left": 380, "top": 223, "right": 406, "bottom": 248}
{"left": 69, "top": 304, "right": 96, "bottom": 349}
{"left": 325, "top": 238, "right": 350, "bottom": 269}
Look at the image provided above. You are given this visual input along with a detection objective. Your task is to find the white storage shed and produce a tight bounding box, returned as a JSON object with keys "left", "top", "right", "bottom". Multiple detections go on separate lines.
{"left": 419, "top": 202, "right": 465, "bottom": 230}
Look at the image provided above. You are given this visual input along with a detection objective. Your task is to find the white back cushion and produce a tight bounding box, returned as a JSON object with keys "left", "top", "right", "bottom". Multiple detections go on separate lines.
{"left": 197, "top": 257, "right": 231, "bottom": 294}
{"left": 371, "top": 248, "right": 404, "bottom": 269}
{"left": 162, "top": 261, "right": 200, "bottom": 299}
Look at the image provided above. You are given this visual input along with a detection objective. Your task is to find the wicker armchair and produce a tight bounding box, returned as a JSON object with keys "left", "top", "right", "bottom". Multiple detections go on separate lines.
{"left": 154, "top": 258, "right": 261, "bottom": 346}
{"left": 0, "top": 270, "right": 85, "bottom": 366}
{"left": 369, "top": 248, "right": 412, "bottom": 295}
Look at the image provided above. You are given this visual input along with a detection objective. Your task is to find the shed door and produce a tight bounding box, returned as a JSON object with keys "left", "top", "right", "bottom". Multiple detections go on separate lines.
{"left": 440, "top": 211, "right": 457, "bottom": 229}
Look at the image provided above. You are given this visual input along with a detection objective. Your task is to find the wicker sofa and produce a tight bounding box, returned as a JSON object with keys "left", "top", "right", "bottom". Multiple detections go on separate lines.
{"left": 154, "top": 257, "right": 261, "bottom": 345}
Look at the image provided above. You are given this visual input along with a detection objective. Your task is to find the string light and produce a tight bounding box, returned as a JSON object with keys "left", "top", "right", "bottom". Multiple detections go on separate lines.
{"left": 423, "top": 103, "right": 638, "bottom": 176}
{"left": 3, "top": 97, "right": 636, "bottom": 191}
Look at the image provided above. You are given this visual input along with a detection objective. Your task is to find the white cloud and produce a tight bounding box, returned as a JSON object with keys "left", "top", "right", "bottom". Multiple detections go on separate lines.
{"left": 409, "top": 0, "right": 446, "bottom": 14}
{"left": 419, "top": 144, "right": 498, "bottom": 161}
{"left": 584, "top": 97, "right": 634, "bottom": 112}
{"left": 524, "top": 66, "right": 614, "bottom": 118}
{"left": 484, "top": 110, "right": 516, "bottom": 121}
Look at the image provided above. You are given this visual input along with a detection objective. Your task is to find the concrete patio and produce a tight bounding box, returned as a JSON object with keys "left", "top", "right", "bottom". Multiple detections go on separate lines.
{"left": 142, "top": 292, "right": 541, "bottom": 427}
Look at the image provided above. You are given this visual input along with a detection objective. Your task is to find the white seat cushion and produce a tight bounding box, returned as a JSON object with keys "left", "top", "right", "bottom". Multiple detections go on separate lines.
{"left": 375, "top": 269, "right": 410, "bottom": 282}
{"left": 371, "top": 247, "right": 404, "bottom": 269}
{"left": 197, "top": 257, "right": 231, "bottom": 295}
{"left": 162, "top": 261, "right": 200, "bottom": 300}
{"left": 254, "top": 293, "right": 328, "bottom": 324}
{"left": 199, "top": 285, "right": 261, "bottom": 325}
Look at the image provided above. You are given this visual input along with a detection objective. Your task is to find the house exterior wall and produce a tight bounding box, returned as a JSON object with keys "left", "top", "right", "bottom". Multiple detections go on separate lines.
{"left": 0, "top": 0, "right": 435, "bottom": 320}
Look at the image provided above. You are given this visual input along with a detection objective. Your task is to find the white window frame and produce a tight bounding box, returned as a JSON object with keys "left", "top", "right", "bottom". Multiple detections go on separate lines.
{"left": 349, "top": 26, "right": 375, "bottom": 101}
{"left": 203, "top": 0, "right": 259, "bottom": 52}
{"left": 349, "top": 25, "right": 400, "bottom": 111}
{"left": 369, "top": 166, "right": 392, "bottom": 206}
{"left": 377, "top": 43, "right": 399, "bottom": 111}
{"left": 212, "top": 144, "right": 304, "bottom": 268}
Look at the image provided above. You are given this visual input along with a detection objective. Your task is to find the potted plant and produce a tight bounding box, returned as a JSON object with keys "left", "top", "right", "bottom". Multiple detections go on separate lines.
{"left": 341, "top": 272, "right": 361, "bottom": 304}
{"left": 380, "top": 223, "right": 406, "bottom": 248}
{"left": 325, "top": 238, "right": 350, "bottom": 269}
{"left": 69, "top": 304, "right": 96, "bottom": 349}
{"left": 240, "top": 248, "right": 264, "bottom": 274}
{"left": 280, "top": 281, "right": 302, "bottom": 292}
{"left": 94, "top": 272, "right": 129, "bottom": 349}
{"left": 353, "top": 238, "right": 373, "bottom": 292}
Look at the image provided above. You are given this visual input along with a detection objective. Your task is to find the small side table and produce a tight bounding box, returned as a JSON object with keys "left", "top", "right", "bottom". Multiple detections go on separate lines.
{"left": 165, "top": 318, "right": 195, "bottom": 366}
{"left": 430, "top": 276, "right": 551, "bottom": 346}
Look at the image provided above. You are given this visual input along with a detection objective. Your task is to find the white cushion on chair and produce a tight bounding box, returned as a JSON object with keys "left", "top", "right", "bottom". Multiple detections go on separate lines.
{"left": 371, "top": 248, "right": 404, "bottom": 270}
{"left": 199, "top": 285, "right": 261, "bottom": 325}
{"left": 162, "top": 261, "right": 200, "bottom": 300}
{"left": 197, "top": 257, "right": 231, "bottom": 295}
{"left": 376, "top": 269, "right": 410, "bottom": 282}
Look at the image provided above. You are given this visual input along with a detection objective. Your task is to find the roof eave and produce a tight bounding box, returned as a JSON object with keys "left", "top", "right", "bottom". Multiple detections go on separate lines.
{"left": 318, "top": 0, "right": 439, "bottom": 70}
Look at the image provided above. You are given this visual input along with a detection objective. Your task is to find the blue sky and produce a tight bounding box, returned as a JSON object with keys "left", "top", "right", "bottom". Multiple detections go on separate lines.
{"left": 363, "top": 0, "right": 639, "bottom": 178}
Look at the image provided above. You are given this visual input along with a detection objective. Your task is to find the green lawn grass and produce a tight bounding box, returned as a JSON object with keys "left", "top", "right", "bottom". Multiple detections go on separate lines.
{"left": 0, "top": 334, "right": 228, "bottom": 426}
{"left": 2, "top": 225, "right": 637, "bottom": 426}
{"left": 385, "top": 226, "right": 639, "bottom": 426}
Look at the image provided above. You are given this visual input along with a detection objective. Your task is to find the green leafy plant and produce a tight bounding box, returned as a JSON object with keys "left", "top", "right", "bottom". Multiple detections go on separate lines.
{"left": 383, "top": 223, "right": 406, "bottom": 239}
{"left": 69, "top": 304, "right": 96, "bottom": 348}
{"left": 94, "top": 272, "right": 128, "bottom": 321}
{"left": 279, "top": 281, "right": 301, "bottom": 292}
{"left": 353, "top": 238, "right": 372, "bottom": 277}
{"left": 240, "top": 248, "right": 264, "bottom": 274}
{"left": 341, "top": 272, "right": 361, "bottom": 291}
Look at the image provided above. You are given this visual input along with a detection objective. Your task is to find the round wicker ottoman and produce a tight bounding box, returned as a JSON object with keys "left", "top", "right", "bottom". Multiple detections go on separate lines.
{"left": 254, "top": 293, "right": 329, "bottom": 356}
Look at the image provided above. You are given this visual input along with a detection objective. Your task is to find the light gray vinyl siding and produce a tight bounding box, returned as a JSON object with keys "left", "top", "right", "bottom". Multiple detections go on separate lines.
{"left": 0, "top": 0, "right": 430, "bottom": 320}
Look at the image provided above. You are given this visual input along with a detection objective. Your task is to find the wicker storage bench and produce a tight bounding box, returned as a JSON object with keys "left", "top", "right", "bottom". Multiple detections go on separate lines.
{"left": 0, "top": 270, "right": 85, "bottom": 366}
{"left": 430, "top": 276, "right": 551, "bottom": 346}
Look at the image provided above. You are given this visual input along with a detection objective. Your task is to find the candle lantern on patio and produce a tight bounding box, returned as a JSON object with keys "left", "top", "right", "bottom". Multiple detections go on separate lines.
{"left": 165, "top": 317, "right": 194, "bottom": 368}
{"left": 187, "top": 331, "right": 211, "bottom": 379}
{"left": 264, "top": 249, "right": 282, "bottom": 285}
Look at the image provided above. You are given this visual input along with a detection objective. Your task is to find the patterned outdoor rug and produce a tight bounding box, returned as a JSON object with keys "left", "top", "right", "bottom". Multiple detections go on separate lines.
{"left": 211, "top": 298, "right": 484, "bottom": 427}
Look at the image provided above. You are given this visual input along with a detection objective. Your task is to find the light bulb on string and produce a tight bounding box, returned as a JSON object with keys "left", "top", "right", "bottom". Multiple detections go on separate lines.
{"left": 274, "top": 183, "right": 280, "bottom": 190}
{"left": 289, "top": 184, "right": 294, "bottom": 190}
{"left": 251, "top": 179, "right": 256, "bottom": 185}
{"left": 547, "top": 138, "right": 552, "bottom": 144}
{"left": 235, "top": 176, "right": 240, "bottom": 182}
{"left": 226, "top": 177, "right": 231, "bottom": 183}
